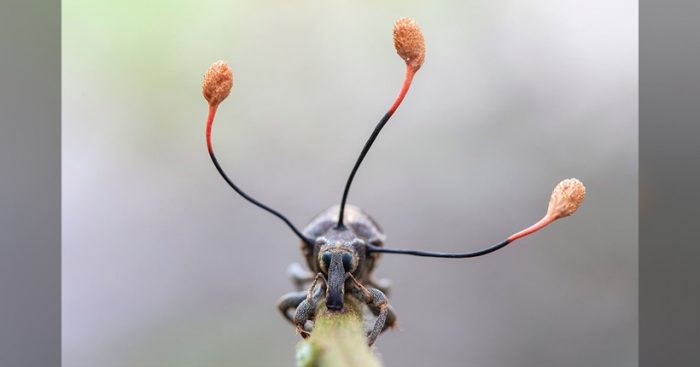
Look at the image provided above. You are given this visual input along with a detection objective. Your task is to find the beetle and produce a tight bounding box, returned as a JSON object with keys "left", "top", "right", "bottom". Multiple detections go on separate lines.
{"left": 201, "top": 18, "right": 585, "bottom": 346}
{"left": 278, "top": 204, "right": 392, "bottom": 346}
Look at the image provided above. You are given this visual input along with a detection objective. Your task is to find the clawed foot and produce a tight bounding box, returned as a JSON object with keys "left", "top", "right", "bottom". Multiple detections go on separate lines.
{"left": 296, "top": 324, "right": 311, "bottom": 338}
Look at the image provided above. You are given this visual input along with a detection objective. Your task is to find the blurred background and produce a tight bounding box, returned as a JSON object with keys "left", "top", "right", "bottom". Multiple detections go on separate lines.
{"left": 63, "top": 0, "right": 637, "bottom": 366}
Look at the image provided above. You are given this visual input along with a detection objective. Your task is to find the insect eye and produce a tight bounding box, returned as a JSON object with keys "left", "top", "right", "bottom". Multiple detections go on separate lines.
{"left": 342, "top": 253, "right": 353, "bottom": 271}
{"left": 321, "top": 252, "right": 332, "bottom": 269}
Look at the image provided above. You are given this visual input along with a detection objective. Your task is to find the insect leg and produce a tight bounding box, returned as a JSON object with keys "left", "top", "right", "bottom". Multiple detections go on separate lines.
{"left": 368, "top": 276, "right": 392, "bottom": 296}
{"left": 276, "top": 291, "right": 307, "bottom": 324}
{"left": 383, "top": 305, "right": 397, "bottom": 332}
{"left": 368, "top": 303, "right": 397, "bottom": 332}
{"left": 293, "top": 273, "right": 326, "bottom": 338}
{"left": 347, "top": 274, "right": 390, "bottom": 346}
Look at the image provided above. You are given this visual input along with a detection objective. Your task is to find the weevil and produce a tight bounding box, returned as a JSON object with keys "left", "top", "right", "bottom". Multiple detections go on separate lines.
{"left": 201, "top": 18, "right": 585, "bottom": 346}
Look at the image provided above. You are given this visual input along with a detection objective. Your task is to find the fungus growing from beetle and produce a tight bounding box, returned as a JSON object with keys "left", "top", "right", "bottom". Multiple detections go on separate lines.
{"left": 366, "top": 178, "right": 586, "bottom": 258}
{"left": 199, "top": 18, "right": 587, "bottom": 260}
{"left": 202, "top": 60, "right": 312, "bottom": 246}
{"left": 336, "top": 17, "right": 426, "bottom": 228}
{"left": 200, "top": 18, "right": 588, "bottom": 348}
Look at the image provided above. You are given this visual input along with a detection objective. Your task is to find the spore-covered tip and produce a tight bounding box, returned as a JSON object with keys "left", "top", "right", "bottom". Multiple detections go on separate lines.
{"left": 393, "top": 17, "right": 425, "bottom": 71}
{"left": 547, "top": 178, "right": 586, "bottom": 220}
{"left": 202, "top": 60, "right": 233, "bottom": 106}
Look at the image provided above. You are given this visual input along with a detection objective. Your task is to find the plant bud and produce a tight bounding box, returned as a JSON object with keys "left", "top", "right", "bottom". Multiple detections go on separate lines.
{"left": 202, "top": 60, "right": 233, "bottom": 106}
{"left": 547, "top": 178, "right": 586, "bottom": 220}
{"left": 393, "top": 17, "right": 426, "bottom": 71}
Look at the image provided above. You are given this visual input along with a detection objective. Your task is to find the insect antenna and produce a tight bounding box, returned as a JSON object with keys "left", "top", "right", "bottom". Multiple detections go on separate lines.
{"left": 367, "top": 179, "right": 586, "bottom": 258}
{"left": 336, "top": 18, "right": 426, "bottom": 228}
{"left": 203, "top": 61, "right": 313, "bottom": 246}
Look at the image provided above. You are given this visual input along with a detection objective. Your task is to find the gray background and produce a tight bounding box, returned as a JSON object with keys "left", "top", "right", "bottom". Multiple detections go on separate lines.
{"left": 639, "top": 1, "right": 700, "bottom": 366}
{"left": 0, "top": 0, "right": 61, "bottom": 366}
{"left": 63, "top": 1, "right": 637, "bottom": 366}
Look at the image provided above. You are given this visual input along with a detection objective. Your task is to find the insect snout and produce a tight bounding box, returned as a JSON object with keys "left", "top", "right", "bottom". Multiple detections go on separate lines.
{"left": 321, "top": 250, "right": 355, "bottom": 311}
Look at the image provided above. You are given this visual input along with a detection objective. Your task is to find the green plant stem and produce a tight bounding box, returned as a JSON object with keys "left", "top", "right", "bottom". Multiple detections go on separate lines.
{"left": 295, "top": 299, "right": 382, "bottom": 367}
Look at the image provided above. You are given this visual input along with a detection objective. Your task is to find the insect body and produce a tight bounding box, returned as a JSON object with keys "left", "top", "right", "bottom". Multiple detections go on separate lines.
{"left": 278, "top": 205, "right": 392, "bottom": 345}
{"left": 201, "top": 18, "right": 586, "bottom": 346}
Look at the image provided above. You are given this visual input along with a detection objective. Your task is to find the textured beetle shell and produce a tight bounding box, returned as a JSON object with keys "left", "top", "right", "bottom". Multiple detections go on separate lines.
{"left": 300, "top": 204, "right": 385, "bottom": 281}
